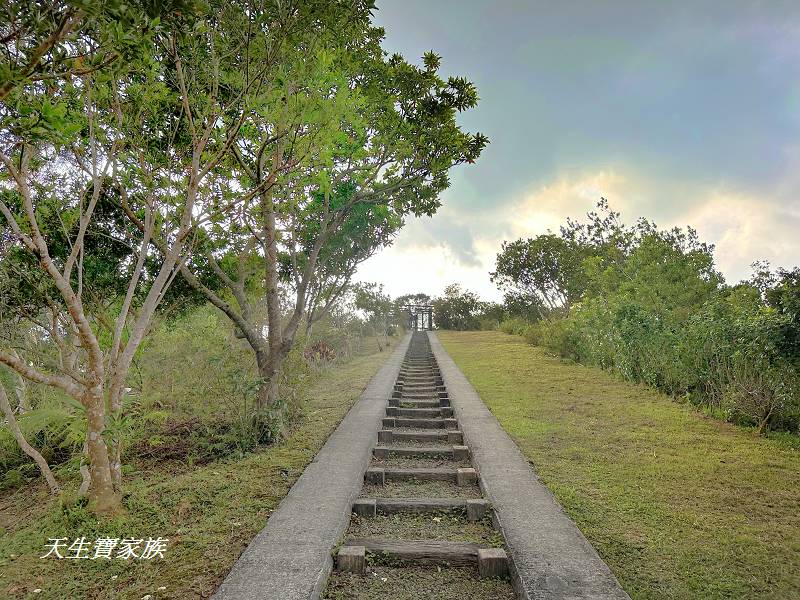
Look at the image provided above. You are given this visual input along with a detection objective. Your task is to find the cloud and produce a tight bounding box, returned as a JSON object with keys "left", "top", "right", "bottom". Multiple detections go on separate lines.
{"left": 678, "top": 188, "right": 800, "bottom": 283}
{"left": 355, "top": 165, "right": 800, "bottom": 300}
{"left": 357, "top": 1, "right": 800, "bottom": 301}
{"left": 509, "top": 170, "right": 633, "bottom": 237}
{"left": 355, "top": 241, "right": 501, "bottom": 300}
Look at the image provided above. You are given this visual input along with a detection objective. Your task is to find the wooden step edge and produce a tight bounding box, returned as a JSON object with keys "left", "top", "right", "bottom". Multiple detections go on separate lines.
{"left": 339, "top": 538, "right": 509, "bottom": 576}
{"left": 372, "top": 445, "right": 470, "bottom": 460}
{"left": 389, "top": 400, "right": 444, "bottom": 408}
{"left": 352, "top": 497, "right": 490, "bottom": 520}
{"left": 382, "top": 417, "right": 459, "bottom": 429}
{"left": 379, "top": 429, "right": 463, "bottom": 444}
{"left": 372, "top": 445, "right": 455, "bottom": 459}
{"left": 343, "top": 537, "right": 480, "bottom": 567}
{"left": 365, "top": 466, "right": 478, "bottom": 485}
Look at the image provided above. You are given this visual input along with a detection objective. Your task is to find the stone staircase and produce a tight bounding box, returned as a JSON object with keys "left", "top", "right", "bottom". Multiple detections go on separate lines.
{"left": 334, "top": 331, "right": 510, "bottom": 580}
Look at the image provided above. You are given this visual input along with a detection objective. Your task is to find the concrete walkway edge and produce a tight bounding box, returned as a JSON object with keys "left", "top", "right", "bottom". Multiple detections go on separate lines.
{"left": 213, "top": 334, "right": 411, "bottom": 600}
{"left": 428, "top": 332, "right": 630, "bottom": 600}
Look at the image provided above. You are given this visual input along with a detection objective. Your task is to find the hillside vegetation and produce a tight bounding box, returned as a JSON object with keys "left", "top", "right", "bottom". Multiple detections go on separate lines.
{"left": 1, "top": 315, "right": 391, "bottom": 599}
{"left": 439, "top": 330, "right": 800, "bottom": 600}
{"left": 431, "top": 201, "right": 800, "bottom": 436}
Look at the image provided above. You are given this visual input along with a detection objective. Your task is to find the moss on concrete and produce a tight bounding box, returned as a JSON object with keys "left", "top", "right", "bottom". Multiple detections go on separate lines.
{"left": 324, "top": 565, "right": 515, "bottom": 600}
{"left": 346, "top": 513, "right": 501, "bottom": 545}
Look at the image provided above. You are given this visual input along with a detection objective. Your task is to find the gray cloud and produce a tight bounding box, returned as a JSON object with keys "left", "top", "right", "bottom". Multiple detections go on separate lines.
{"left": 358, "top": 1, "right": 800, "bottom": 298}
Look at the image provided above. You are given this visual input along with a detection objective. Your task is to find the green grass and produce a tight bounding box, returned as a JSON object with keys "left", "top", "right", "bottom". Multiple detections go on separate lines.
{"left": 438, "top": 330, "right": 800, "bottom": 600}
{"left": 0, "top": 344, "right": 392, "bottom": 600}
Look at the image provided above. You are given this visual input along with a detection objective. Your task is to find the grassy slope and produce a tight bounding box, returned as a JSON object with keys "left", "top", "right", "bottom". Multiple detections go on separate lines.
{"left": 0, "top": 344, "right": 392, "bottom": 600}
{"left": 438, "top": 330, "right": 800, "bottom": 600}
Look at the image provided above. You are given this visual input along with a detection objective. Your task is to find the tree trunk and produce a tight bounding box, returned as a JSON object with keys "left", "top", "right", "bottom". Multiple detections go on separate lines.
{"left": 0, "top": 384, "right": 59, "bottom": 494}
{"left": 756, "top": 407, "right": 773, "bottom": 436}
{"left": 259, "top": 112, "right": 286, "bottom": 412}
{"left": 78, "top": 442, "right": 91, "bottom": 497}
{"left": 256, "top": 375, "right": 280, "bottom": 413}
{"left": 83, "top": 386, "right": 119, "bottom": 514}
{"left": 12, "top": 368, "right": 28, "bottom": 413}
{"left": 110, "top": 443, "right": 122, "bottom": 492}
{"left": 254, "top": 347, "right": 277, "bottom": 410}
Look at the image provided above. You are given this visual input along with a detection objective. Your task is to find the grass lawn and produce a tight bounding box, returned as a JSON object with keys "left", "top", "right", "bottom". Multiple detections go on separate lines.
{"left": 0, "top": 342, "right": 393, "bottom": 599}
{"left": 438, "top": 330, "right": 800, "bottom": 600}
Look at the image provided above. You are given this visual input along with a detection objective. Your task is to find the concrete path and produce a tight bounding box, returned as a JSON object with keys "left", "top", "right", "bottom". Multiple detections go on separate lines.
{"left": 330, "top": 330, "right": 513, "bottom": 592}
{"left": 214, "top": 331, "right": 629, "bottom": 600}
{"left": 429, "top": 332, "right": 630, "bottom": 600}
{"left": 213, "top": 334, "right": 411, "bottom": 600}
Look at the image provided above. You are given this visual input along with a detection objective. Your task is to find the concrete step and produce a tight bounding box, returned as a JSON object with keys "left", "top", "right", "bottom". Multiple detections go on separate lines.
{"left": 398, "top": 376, "right": 442, "bottom": 384}
{"left": 390, "top": 399, "right": 442, "bottom": 409}
{"left": 396, "top": 384, "right": 439, "bottom": 392}
{"left": 382, "top": 417, "right": 458, "bottom": 429}
{"left": 352, "top": 497, "right": 489, "bottom": 520}
{"left": 372, "top": 445, "right": 469, "bottom": 460}
{"left": 365, "top": 466, "right": 478, "bottom": 485}
{"left": 400, "top": 372, "right": 438, "bottom": 378}
{"left": 393, "top": 388, "right": 448, "bottom": 397}
{"left": 378, "top": 429, "right": 463, "bottom": 444}
{"left": 396, "top": 393, "right": 440, "bottom": 400}
{"left": 386, "top": 407, "right": 453, "bottom": 418}
{"left": 338, "top": 539, "right": 508, "bottom": 577}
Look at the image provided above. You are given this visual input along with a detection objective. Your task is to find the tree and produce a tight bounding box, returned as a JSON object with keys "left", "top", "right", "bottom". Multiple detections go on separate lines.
{"left": 0, "top": 0, "right": 270, "bottom": 513}
{"left": 765, "top": 267, "right": 800, "bottom": 361}
{"left": 393, "top": 292, "right": 432, "bottom": 330}
{"left": 0, "top": 381, "right": 60, "bottom": 493}
{"left": 491, "top": 234, "right": 586, "bottom": 317}
{"left": 501, "top": 291, "right": 544, "bottom": 322}
{"left": 302, "top": 192, "right": 403, "bottom": 334}
{"left": 433, "top": 284, "right": 484, "bottom": 330}
{"left": 0, "top": 1, "right": 182, "bottom": 101}
{"left": 172, "top": 14, "right": 488, "bottom": 414}
{"left": 354, "top": 282, "right": 392, "bottom": 351}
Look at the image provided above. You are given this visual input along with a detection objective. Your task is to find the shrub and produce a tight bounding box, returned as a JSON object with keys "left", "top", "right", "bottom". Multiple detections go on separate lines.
{"left": 304, "top": 341, "right": 337, "bottom": 364}
{"left": 477, "top": 316, "right": 500, "bottom": 331}
{"left": 721, "top": 357, "right": 799, "bottom": 433}
{"left": 0, "top": 397, "right": 85, "bottom": 487}
{"left": 497, "top": 203, "right": 800, "bottom": 434}
{"left": 500, "top": 317, "right": 532, "bottom": 336}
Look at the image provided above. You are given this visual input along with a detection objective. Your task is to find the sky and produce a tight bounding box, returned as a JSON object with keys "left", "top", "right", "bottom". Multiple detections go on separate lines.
{"left": 354, "top": 0, "right": 800, "bottom": 301}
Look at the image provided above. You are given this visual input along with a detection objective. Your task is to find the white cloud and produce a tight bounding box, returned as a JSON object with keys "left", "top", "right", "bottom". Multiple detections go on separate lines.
{"left": 676, "top": 188, "right": 800, "bottom": 283}
{"left": 355, "top": 241, "right": 501, "bottom": 301}
{"left": 509, "top": 170, "right": 635, "bottom": 237}
{"left": 355, "top": 167, "right": 800, "bottom": 300}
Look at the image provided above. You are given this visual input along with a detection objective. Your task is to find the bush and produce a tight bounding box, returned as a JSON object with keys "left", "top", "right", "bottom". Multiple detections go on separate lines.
{"left": 499, "top": 317, "right": 532, "bottom": 336}
{"left": 496, "top": 203, "right": 800, "bottom": 434}
{"left": 721, "top": 358, "right": 799, "bottom": 434}
{"left": 477, "top": 316, "right": 499, "bottom": 331}
{"left": 528, "top": 293, "right": 800, "bottom": 434}
{"left": 433, "top": 284, "right": 484, "bottom": 330}
{"left": 0, "top": 397, "right": 85, "bottom": 487}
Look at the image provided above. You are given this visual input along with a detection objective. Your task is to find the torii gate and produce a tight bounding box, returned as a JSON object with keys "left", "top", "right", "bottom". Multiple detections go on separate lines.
{"left": 403, "top": 304, "right": 434, "bottom": 331}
